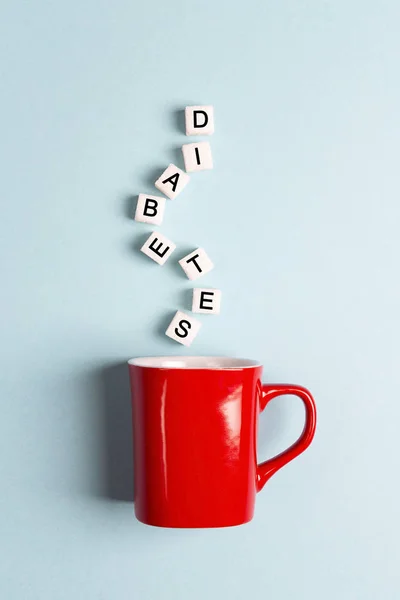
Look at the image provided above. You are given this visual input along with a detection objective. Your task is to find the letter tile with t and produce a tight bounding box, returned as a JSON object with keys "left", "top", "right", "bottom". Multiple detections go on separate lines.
{"left": 165, "top": 310, "right": 201, "bottom": 346}
{"left": 185, "top": 105, "right": 214, "bottom": 136}
{"left": 140, "top": 231, "right": 176, "bottom": 265}
{"left": 182, "top": 142, "right": 213, "bottom": 172}
{"left": 155, "top": 164, "right": 190, "bottom": 199}
{"left": 192, "top": 288, "right": 221, "bottom": 314}
{"left": 179, "top": 248, "right": 214, "bottom": 280}
{"left": 135, "top": 194, "right": 166, "bottom": 225}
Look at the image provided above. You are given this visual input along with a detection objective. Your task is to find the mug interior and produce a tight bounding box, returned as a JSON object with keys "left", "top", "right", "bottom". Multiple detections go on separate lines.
{"left": 128, "top": 356, "right": 260, "bottom": 370}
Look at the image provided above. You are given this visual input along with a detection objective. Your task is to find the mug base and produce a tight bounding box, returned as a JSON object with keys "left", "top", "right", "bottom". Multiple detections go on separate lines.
{"left": 135, "top": 515, "right": 254, "bottom": 529}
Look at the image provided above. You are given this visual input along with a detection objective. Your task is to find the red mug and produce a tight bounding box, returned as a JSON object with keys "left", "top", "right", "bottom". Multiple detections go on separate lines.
{"left": 128, "top": 356, "right": 316, "bottom": 528}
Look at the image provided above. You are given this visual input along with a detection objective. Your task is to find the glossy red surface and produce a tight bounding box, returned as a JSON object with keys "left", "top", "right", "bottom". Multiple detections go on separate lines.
{"left": 128, "top": 360, "right": 316, "bottom": 528}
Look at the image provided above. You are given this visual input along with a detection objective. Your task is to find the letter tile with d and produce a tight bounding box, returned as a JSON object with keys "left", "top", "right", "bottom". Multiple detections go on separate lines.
{"left": 185, "top": 105, "right": 214, "bottom": 136}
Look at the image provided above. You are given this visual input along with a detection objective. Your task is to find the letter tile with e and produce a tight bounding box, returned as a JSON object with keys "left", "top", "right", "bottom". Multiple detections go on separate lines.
{"left": 192, "top": 288, "right": 221, "bottom": 314}
{"left": 140, "top": 231, "right": 176, "bottom": 265}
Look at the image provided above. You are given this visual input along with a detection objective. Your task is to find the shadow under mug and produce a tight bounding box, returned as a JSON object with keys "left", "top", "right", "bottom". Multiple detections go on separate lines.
{"left": 128, "top": 356, "right": 317, "bottom": 528}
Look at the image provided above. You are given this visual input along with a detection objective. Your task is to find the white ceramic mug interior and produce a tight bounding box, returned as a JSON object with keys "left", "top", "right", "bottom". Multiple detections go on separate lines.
{"left": 128, "top": 356, "right": 260, "bottom": 369}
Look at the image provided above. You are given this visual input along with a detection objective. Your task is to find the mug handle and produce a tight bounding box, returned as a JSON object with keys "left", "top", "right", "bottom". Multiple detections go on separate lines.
{"left": 257, "top": 384, "right": 317, "bottom": 492}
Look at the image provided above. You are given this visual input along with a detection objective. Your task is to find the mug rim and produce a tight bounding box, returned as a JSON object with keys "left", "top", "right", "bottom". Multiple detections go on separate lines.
{"left": 128, "top": 356, "right": 261, "bottom": 370}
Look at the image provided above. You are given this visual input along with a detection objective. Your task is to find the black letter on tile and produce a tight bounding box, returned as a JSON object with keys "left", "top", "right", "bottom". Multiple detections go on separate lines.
{"left": 195, "top": 147, "right": 201, "bottom": 165}
{"left": 186, "top": 254, "right": 202, "bottom": 273}
{"left": 175, "top": 319, "right": 191, "bottom": 338}
{"left": 199, "top": 291, "right": 214, "bottom": 310}
{"left": 162, "top": 172, "right": 179, "bottom": 192}
{"left": 149, "top": 238, "right": 169, "bottom": 258}
{"left": 143, "top": 198, "right": 158, "bottom": 217}
{"left": 193, "top": 110, "right": 208, "bottom": 129}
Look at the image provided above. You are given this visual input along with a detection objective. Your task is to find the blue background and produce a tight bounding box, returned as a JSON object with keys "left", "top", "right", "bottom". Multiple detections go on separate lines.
{"left": 1, "top": 1, "right": 399, "bottom": 598}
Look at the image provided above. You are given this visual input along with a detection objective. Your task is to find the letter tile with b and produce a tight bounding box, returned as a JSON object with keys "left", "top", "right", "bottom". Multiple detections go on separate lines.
{"left": 135, "top": 194, "right": 166, "bottom": 225}
{"left": 155, "top": 164, "right": 190, "bottom": 200}
{"left": 140, "top": 231, "right": 176, "bottom": 265}
{"left": 165, "top": 310, "right": 202, "bottom": 346}
{"left": 185, "top": 105, "right": 214, "bottom": 136}
{"left": 179, "top": 248, "right": 214, "bottom": 280}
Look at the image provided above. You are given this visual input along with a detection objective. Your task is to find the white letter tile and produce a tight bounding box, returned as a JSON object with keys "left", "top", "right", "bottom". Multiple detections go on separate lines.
{"left": 165, "top": 310, "right": 201, "bottom": 346}
{"left": 182, "top": 142, "right": 213, "bottom": 172}
{"left": 155, "top": 164, "right": 190, "bottom": 199}
{"left": 185, "top": 105, "right": 214, "bottom": 136}
{"left": 140, "top": 231, "right": 176, "bottom": 265}
{"left": 179, "top": 248, "right": 214, "bottom": 280}
{"left": 192, "top": 288, "right": 221, "bottom": 314}
{"left": 135, "top": 194, "right": 166, "bottom": 225}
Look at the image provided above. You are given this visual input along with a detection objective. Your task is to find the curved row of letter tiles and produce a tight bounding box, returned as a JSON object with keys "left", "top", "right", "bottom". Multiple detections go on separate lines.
{"left": 134, "top": 105, "right": 220, "bottom": 346}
